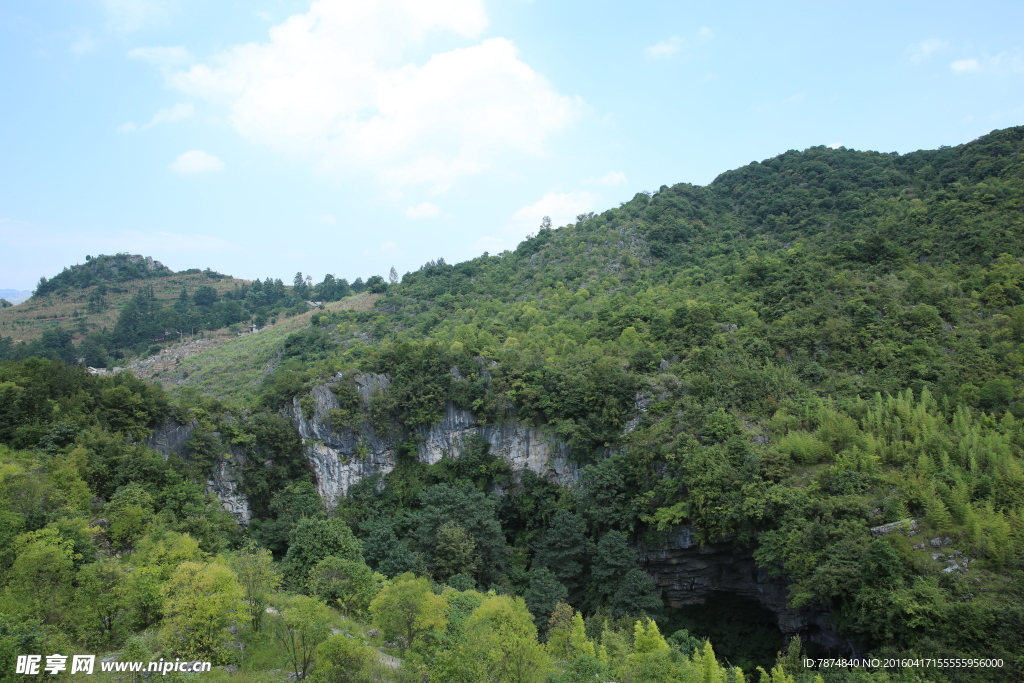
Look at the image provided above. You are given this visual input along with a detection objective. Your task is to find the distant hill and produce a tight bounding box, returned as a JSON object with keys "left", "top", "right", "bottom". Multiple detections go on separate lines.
{"left": 30, "top": 253, "right": 234, "bottom": 298}
{"left": 1, "top": 254, "right": 241, "bottom": 347}
{"left": 0, "top": 254, "right": 380, "bottom": 362}
{"left": 0, "top": 289, "right": 31, "bottom": 305}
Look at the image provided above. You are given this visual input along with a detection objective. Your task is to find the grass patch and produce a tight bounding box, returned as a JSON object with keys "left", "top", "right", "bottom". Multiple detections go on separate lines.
{"left": 0, "top": 275, "right": 247, "bottom": 343}
{"left": 162, "top": 293, "right": 381, "bottom": 405}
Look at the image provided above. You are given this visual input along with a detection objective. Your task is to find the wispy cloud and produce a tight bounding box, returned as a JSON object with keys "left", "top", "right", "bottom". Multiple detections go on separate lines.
{"left": 951, "top": 58, "right": 981, "bottom": 73}
{"left": 645, "top": 27, "right": 713, "bottom": 59}
{"left": 120, "top": 103, "right": 194, "bottom": 132}
{"left": 646, "top": 36, "right": 682, "bottom": 59}
{"left": 104, "top": 0, "right": 176, "bottom": 32}
{"left": 405, "top": 202, "right": 441, "bottom": 219}
{"left": 584, "top": 170, "right": 627, "bottom": 186}
{"left": 908, "top": 38, "right": 948, "bottom": 64}
{"left": 468, "top": 189, "right": 600, "bottom": 255}
{"left": 69, "top": 30, "right": 97, "bottom": 57}
{"left": 170, "top": 150, "right": 224, "bottom": 174}
{"left": 510, "top": 190, "right": 597, "bottom": 236}
{"left": 128, "top": 45, "right": 191, "bottom": 66}
{"left": 949, "top": 53, "right": 1024, "bottom": 75}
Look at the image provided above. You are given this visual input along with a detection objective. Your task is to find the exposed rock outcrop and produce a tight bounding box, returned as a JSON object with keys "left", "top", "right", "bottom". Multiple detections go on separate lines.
{"left": 148, "top": 418, "right": 252, "bottom": 524}
{"left": 207, "top": 459, "right": 252, "bottom": 525}
{"left": 416, "top": 403, "right": 579, "bottom": 485}
{"left": 146, "top": 376, "right": 845, "bottom": 651}
{"left": 283, "top": 379, "right": 578, "bottom": 510}
{"left": 147, "top": 418, "right": 197, "bottom": 459}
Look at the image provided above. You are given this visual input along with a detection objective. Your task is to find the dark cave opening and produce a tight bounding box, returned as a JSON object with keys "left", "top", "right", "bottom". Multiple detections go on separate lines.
{"left": 662, "top": 593, "right": 786, "bottom": 672}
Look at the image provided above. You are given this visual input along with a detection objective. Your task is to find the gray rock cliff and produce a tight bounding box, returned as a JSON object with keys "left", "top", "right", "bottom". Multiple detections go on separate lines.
{"left": 282, "top": 378, "right": 579, "bottom": 510}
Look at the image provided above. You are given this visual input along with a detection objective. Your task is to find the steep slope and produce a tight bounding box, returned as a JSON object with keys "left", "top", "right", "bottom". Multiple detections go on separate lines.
{"left": 130, "top": 126, "right": 1024, "bottom": 670}
{"left": 4, "top": 127, "right": 1023, "bottom": 675}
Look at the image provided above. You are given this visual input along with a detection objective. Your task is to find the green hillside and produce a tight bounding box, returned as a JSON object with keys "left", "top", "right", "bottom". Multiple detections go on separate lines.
{"left": 2, "top": 127, "right": 1024, "bottom": 682}
{"left": 0, "top": 255, "right": 385, "bottom": 366}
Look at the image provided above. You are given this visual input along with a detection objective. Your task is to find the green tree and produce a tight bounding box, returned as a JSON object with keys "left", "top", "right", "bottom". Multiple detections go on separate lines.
{"left": 532, "top": 511, "right": 595, "bottom": 607}
{"left": 312, "top": 635, "right": 380, "bottom": 683}
{"left": 361, "top": 519, "right": 417, "bottom": 578}
{"left": 272, "top": 594, "right": 332, "bottom": 681}
{"left": 369, "top": 573, "right": 446, "bottom": 651}
{"left": 105, "top": 482, "right": 155, "bottom": 547}
{"left": 160, "top": 560, "right": 244, "bottom": 662}
{"left": 462, "top": 594, "right": 552, "bottom": 683}
{"left": 432, "top": 522, "right": 478, "bottom": 582}
{"left": 282, "top": 517, "right": 363, "bottom": 588}
{"left": 193, "top": 286, "right": 219, "bottom": 307}
{"left": 120, "top": 636, "right": 151, "bottom": 683}
{"left": 73, "top": 558, "right": 128, "bottom": 647}
{"left": 523, "top": 567, "right": 567, "bottom": 631}
{"left": 307, "top": 556, "right": 380, "bottom": 618}
{"left": 5, "top": 533, "right": 75, "bottom": 623}
{"left": 547, "top": 610, "right": 595, "bottom": 662}
{"left": 417, "top": 483, "right": 508, "bottom": 585}
{"left": 229, "top": 541, "right": 281, "bottom": 632}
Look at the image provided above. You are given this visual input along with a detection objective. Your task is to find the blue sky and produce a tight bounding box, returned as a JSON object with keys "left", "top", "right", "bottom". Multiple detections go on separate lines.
{"left": 2, "top": 0, "right": 1022, "bottom": 291}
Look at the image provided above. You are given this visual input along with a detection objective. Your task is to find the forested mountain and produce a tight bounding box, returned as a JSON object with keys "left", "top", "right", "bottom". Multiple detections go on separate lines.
{"left": 0, "top": 256, "right": 385, "bottom": 366}
{"left": 2, "top": 126, "right": 1024, "bottom": 683}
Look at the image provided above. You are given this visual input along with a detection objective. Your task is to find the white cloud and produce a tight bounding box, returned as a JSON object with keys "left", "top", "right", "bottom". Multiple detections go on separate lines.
{"left": 948, "top": 53, "right": 1024, "bottom": 75}
{"left": 104, "top": 0, "right": 175, "bottom": 32}
{"left": 170, "top": 150, "right": 224, "bottom": 173}
{"left": 405, "top": 202, "right": 441, "bottom": 219}
{"left": 908, "top": 38, "right": 948, "bottom": 64}
{"left": 584, "top": 170, "right": 627, "bottom": 186}
{"left": 128, "top": 45, "right": 192, "bottom": 66}
{"left": 69, "top": 30, "right": 98, "bottom": 57}
{"left": 510, "top": 190, "right": 597, "bottom": 237}
{"left": 827, "top": 142, "right": 843, "bottom": 150}
{"left": 951, "top": 58, "right": 981, "bottom": 73}
{"left": 645, "top": 27, "right": 712, "bottom": 59}
{"left": 120, "top": 103, "right": 194, "bottom": 132}
{"left": 163, "top": 0, "right": 580, "bottom": 192}
{"left": 646, "top": 36, "right": 682, "bottom": 58}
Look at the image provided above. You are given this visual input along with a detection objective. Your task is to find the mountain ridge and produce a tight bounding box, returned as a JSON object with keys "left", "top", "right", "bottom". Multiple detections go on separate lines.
{"left": 2, "top": 125, "right": 1024, "bottom": 674}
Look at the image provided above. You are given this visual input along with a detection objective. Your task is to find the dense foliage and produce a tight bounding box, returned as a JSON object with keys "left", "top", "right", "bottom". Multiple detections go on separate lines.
{"left": 3, "top": 126, "right": 1024, "bottom": 682}
{"left": 32, "top": 254, "right": 176, "bottom": 298}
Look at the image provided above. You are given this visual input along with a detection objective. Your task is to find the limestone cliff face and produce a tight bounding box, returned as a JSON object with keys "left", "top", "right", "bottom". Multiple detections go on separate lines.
{"left": 147, "top": 419, "right": 253, "bottom": 525}
{"left": 147, "top": 377, "right": 841, "bottom": 650}
{"left": 638, "top": 527, "right": 847, "bottom": 652}
{"left": 207, "top": 459, "right": 251, "bottom": 525}
{"left": 147, "top": 374, "right": 579, "bottom": 519}
{"left": 415, "top": 403, "right": 579, "bottom": 484}
{"left": 282, "top": 377, "right": 398, "bottom": 511}
{"left": 283, "top": 377, "right": 579, "bottom": 510}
